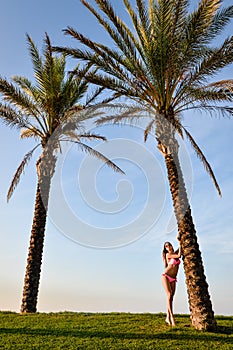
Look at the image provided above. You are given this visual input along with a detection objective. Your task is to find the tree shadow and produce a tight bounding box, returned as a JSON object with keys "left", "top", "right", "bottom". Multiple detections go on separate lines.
{"left": 0, "top": 325, "right": 232, "bottom": 345}
{"left": 214, "top": 325, "right": 233, "bottom": 335}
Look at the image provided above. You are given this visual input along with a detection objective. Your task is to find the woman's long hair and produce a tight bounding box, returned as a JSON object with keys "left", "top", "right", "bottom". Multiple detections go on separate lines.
{"left": 162, "top": 242, "right": 173, "bottom": 268}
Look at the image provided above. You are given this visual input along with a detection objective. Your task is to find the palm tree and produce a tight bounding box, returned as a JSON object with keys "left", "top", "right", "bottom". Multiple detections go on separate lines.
{"left": 0, "top": 33, "right": 123, "bottom": 313}
{"left": 53, "top": 0, "right": 233, "bottom": 330}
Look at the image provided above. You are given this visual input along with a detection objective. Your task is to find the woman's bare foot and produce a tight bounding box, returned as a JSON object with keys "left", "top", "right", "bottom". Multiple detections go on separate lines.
{"left": 165, "top": 315, "right": 171, "bottom": 325}
{"left": 171, "top": 317, "right": 176, "bottom": 326}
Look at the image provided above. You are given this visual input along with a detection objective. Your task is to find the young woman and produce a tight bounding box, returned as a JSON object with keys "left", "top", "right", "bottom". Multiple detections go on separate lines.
{"left": 162, "top": 240, "right": 182, "bottom": 326}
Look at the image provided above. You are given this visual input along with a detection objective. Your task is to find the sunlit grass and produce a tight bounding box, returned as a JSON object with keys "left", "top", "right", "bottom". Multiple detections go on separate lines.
{"left": 0, "top": 312, "right": 232, "bottom": 349}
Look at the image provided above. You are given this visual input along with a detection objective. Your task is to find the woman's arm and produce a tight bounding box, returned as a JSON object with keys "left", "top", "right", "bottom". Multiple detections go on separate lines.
{"left": 167, "top": 250, "right": 181, "bottom": 259}
{"left": 172, "top": 239, "right": 182, "bottom": 258}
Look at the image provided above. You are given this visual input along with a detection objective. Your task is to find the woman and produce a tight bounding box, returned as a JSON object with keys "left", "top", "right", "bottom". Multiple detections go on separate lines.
{"left": 162, "top": 240, "right": 182, "bottom": 326}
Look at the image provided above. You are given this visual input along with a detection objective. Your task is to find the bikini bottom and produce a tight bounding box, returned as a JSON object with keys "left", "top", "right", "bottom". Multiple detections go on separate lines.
{"left": 162, "top": 273, "right": 177, "bottom": 283}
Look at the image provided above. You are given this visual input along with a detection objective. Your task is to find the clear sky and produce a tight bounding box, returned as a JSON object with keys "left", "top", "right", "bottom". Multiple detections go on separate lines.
{"left": 0, "top": 0, "right": 232, "bottom": 317}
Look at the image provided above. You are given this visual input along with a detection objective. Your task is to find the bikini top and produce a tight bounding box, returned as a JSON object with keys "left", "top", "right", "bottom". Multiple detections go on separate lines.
{"left": 168, "top": 258, "right": 181, "bottom": 266}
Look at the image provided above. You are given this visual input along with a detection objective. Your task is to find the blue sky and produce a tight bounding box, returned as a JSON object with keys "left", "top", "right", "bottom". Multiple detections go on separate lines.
{"left": 0, "top": 0, "right": 233, "bottom": 317}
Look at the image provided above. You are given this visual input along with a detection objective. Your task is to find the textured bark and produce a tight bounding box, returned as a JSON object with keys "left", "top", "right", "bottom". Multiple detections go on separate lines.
{"left": 156, "top": 115, "right": 216, "bottom": 331}
{"left": 20, "top": 149, "right": 56, "bottom": 313}
{"left": 20, "top": 182, "right": 47, "bottom": 313}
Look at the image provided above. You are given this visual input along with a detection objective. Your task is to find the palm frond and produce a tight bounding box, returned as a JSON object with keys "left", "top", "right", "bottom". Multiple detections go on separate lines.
{"left": 205, "top": 4, "right": 233, "bottom": 40}
{"left": 11, "top": 75, "right": 49, "bottom": 134}
{"left": 73, "top": 69, "right": 139, "bottom": 100}
{"left": 97, "top": 91, "right": 122, "bottom": 104}
{"left": 0, "top": 76, "right": 39, "bottom": 117}
{"left": 188, "top": 87, "right": 232, "bottom": 105}
{"left": 7, "top": 144, "right": 40, "bottom": 202}
{"left": 26, "top": 34, "right": 44, "bottom": 88}
{"left": 136, "top": 0, "right": 150, "bottom": 33}
{"left": 0, "top": 103, "right": 28, "bottom": 129}
{"left": 71, "top": 62, "right": 93, "bottom": 82}
{"left": 144, "top": 119, "right": 155, "bottom": 142}
{"left": 63, "top": 130, "right": 107, "bottom": 142}
{"left": 123, "top": 0, "right": 149, "bottom": 58}
{"left": 206, "top": 79, "right": 233, "bottom": 94}
{"left": 190, "top": 36, "right": 233, "bottom": 84}
{"left": 81, "top": 0, "right": 139, "bottom": 61}
{"left": 58, "top": 79, "right": 88, "bottom": 119}
{"left": 78, "top": 132, "right": 107, "bottom": 141}
{"left": 171, "top": 0, "right": 189, "bottom": 35}
{"left": 84, "top": 86, "right": 105, "bottom": 106}
{"left": 183, "top": 126, "right": 221, "bottom": 196}
{"left": 185, "top": 0, "right": 221, "bottom": 47}
{"left": 42, "top": 32, "right": 56, "bottom": 94}
{"left": 20, "top": 127, "right": 43, "bottom": 140}
{"left": 63, "top": 103, "right": 105, "bottom": 125}
{"left": 95, "top": 104, "right": 146, "bottom": 127}
{"left": 0, "top": 76, "right": 49, "bottom": 136}
{"left": 63, "top": 27, "right": 144, "bottom": 87}
{"left": 180, "top": 104, "right": 233, "bottom": 118}
{"left": 176, "top": 0, "right": 222, "bottom": 76}
{"left": 134, "top": 0, "right": 152, "bottom": 49}
{"left": 61, "top": 139, "right": 125, "bottom": 174}
{"left": 12, "top": 76, "right": 38, "bottom": 99}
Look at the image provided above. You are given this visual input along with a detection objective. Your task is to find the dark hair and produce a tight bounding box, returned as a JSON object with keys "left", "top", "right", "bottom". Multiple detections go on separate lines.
{"left": 162, "top": 242, "right": 174, "bottom": 268}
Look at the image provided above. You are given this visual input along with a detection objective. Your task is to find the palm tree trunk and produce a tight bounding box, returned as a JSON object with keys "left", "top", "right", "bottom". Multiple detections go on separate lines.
{"left": 164, "top": 151, "right": 216, "bottom": 330}
{"left": 156, "top": 116, "right": 216, "bottom": 331}
{"left": 20, "top": 149, "right": 56, "bottom": 313}
{"left": 20, "top": 182, "right": 47, "bottom": 313}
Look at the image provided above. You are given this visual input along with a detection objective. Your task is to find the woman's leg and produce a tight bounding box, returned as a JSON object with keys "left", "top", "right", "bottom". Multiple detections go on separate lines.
{"left": 161, "top": 275, "right": 176, "bottom": 325}
{"left": 170, "top": 281, "right": 176, "bottom": 326}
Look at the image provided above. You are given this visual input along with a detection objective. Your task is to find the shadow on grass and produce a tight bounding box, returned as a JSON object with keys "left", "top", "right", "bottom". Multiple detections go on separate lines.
{"left": 0, "top": 326, "right": 232, "bottom": 345}
{"left": 215, "top": 326, "right": 233, "bottom": 335}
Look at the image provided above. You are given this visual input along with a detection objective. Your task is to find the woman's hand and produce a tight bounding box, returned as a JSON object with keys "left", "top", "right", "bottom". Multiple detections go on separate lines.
{"left": 177, "top": 235, "right": 183, "bottom": 257}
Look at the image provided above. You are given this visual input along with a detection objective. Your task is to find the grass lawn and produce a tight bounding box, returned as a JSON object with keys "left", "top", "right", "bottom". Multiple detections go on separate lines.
{"left": 0, "top": 312, "right": 232, "bottom": 349}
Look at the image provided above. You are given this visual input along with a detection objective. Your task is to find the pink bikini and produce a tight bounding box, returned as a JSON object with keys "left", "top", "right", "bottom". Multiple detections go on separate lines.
{"left": 162, "top": 258, "right": 181, "bottom": 283}
{"left": 168, "top": 258, "right": 181, "bottom": 266}
{"left": 162, "top": 274, "right": 177, "bottom": 283}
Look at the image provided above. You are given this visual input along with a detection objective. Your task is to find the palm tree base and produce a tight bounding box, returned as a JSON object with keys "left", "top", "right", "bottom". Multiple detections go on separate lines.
{"left": 191, "top": 314, "right": 217, "bottom": 331}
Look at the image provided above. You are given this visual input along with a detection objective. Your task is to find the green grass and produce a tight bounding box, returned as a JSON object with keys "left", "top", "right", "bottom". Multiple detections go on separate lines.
{"left": 0, "top": 312, "right": 232, "bottom": 349}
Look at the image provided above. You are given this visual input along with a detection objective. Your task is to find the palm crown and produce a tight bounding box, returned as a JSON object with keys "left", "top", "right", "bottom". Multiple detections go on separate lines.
{"left": 0, "top": 33, "right": 122, "bottom": 200}
{"left": 1, "top": 34, "right": 88, "bottom": 141}
{"left": 54, "top": 0, "right": 233, "bottom": 194}
{"left": 57, "top": 0, "right": 233, "bottom": 112}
